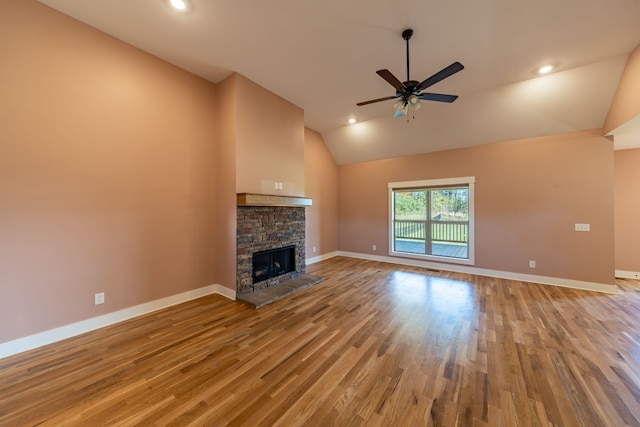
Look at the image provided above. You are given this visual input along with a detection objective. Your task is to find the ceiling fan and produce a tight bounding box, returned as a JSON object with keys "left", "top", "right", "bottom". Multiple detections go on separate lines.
{"left": 357, "top": 29, "right": 464, "bottom": 118}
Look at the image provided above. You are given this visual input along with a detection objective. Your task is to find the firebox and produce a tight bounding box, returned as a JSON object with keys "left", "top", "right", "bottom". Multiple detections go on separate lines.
{"left": 252, "top": 245, "right": 296, "bottom": 284}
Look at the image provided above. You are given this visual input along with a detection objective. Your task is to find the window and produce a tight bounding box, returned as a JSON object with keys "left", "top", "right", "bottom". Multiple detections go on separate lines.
{"left": 389, "top": 177, "right": 474, "bottom": 264}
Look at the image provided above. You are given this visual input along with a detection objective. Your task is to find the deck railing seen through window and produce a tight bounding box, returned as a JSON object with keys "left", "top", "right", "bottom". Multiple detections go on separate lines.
{"left": 394, "top": 220, "right": 468, "bottom": 244}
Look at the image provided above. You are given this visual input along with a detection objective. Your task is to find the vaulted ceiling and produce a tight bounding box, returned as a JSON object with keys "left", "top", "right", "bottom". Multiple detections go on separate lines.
{"left": 39, "top": 0, "right": 640, "bottom": 164}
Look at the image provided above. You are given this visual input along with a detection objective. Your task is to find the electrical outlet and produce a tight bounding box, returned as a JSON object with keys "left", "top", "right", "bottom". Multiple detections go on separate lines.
{"left": 313, "top": 246, "right": 317, "bottom": 253}
{"left": 94, "top": 292, "right": 105, "bottom": 305}
{"left": 529, "top": 260, "right": 536, "bottom": 268}
{"left": 372, "top": 245, "right": 377, "bottom": 251}
{"left": 575, "top": 223, "right": 590, "bottom": 232}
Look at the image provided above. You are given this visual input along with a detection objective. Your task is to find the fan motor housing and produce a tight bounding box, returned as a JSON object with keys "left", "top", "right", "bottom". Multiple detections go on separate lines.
{"left": 404, "top": 80, "right": 419, "bottom": 88}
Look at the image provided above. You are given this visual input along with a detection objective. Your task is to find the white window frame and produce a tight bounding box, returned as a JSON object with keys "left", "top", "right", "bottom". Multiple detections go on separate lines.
{"left": 388, "top": 176, "right": 475, "bottom": 265}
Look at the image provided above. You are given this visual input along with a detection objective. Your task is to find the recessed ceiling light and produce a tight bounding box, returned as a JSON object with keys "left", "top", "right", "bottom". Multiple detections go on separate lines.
{"left": 348, "top": 118, "right": 357, "bottom": 124}
{"left": 168, "top": 0, "right": 189, "bottom": 11}
{"left": 538, "top": 64, "right": 554, "bottom": 74}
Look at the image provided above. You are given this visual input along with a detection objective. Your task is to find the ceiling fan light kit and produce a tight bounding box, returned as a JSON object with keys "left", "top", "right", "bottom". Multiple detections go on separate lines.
{"left": 357, "top": 28, "right": 463, "bottom": 120}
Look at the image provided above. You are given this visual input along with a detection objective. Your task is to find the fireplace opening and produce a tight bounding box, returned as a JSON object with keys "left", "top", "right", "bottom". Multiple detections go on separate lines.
{"left": 252, "top": 245, "right": 296, "bottom": 284}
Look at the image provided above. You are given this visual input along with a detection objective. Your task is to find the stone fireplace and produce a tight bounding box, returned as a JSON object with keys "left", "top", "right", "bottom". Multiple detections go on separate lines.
{"left": 236, "top": 193, "right": 312, "bottom": 295}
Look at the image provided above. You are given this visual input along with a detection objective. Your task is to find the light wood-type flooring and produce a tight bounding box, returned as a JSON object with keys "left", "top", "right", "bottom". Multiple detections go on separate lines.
{"left": 1, "top": 257, "right": 639, "bottom": 426}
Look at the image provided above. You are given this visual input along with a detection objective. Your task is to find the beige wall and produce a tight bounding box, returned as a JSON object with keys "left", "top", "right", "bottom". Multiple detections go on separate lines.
{"left": 605, "top": 43, "right": 640, "bottom": 274}
{"left": 304, "top": 128, "right": 339, "bottom": 257}
{"left": 0, "top": 1, "right": 218, "bottom": 342}
{"left": 235, "top": 75, "right": 305, "bottom": 196}
{"left": 214, "top": 75, "right": 238, "bottom": 290}
{"left": 338, "top": 130, "right": 615, "bottom": 285}
{"left": 604, "top": 45, "right": 640, "bottom": 134}
{"left": 614, "top": 149, "right": 640, "bottom": 273}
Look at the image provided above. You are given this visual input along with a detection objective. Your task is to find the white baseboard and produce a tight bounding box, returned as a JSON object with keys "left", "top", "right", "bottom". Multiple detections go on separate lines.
{"left": 0, "top": 284, "right": 235, "bottom": 361}
{"left": 212, "top": 284, "right": 237, "bottom": 300}
{"left": 306, "top": 251, "right": 339, "bottom": 265}
{"left": 615, "top": 270, "right": 640, "bottom": 279}
{"left": 338, "top": 251, "right": 618, "bottom": 294}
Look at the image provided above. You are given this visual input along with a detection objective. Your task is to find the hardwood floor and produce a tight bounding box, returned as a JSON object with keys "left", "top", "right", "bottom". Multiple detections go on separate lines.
{"left": 1, "top": 257, "right": 639, "bottom": 426}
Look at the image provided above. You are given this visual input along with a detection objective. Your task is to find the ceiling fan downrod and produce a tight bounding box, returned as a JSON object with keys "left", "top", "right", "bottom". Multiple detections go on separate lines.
{"left": 403, "top": 29, "right": 413, "bottom": 83}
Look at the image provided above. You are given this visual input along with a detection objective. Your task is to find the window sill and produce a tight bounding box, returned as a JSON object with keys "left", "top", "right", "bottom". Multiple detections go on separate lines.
{"left": 389, "top": 250, "right": 475, "bottom": 266}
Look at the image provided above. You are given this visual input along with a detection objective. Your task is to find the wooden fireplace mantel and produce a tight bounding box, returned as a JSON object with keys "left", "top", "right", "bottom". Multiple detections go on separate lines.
{"left": 237, "top": 193, "right": 312, "bottom": 207}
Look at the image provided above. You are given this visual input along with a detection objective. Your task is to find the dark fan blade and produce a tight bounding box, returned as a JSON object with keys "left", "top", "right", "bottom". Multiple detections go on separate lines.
{"left": 376, "top": 69, "right": 406, "bottom": 93}
{"left": 415, "top": 62, "right": 464, "bottom": 92}
{"left": 357, "top": 95, "right": 399, "bottom": 106}
{"left": 418, "top": 92, "right": 458, "bottom": 103}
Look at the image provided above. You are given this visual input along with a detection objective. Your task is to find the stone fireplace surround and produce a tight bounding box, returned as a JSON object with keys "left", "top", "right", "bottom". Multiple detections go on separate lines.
{"left": 236, "top": 193, "right": 311, "bottom": 294}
